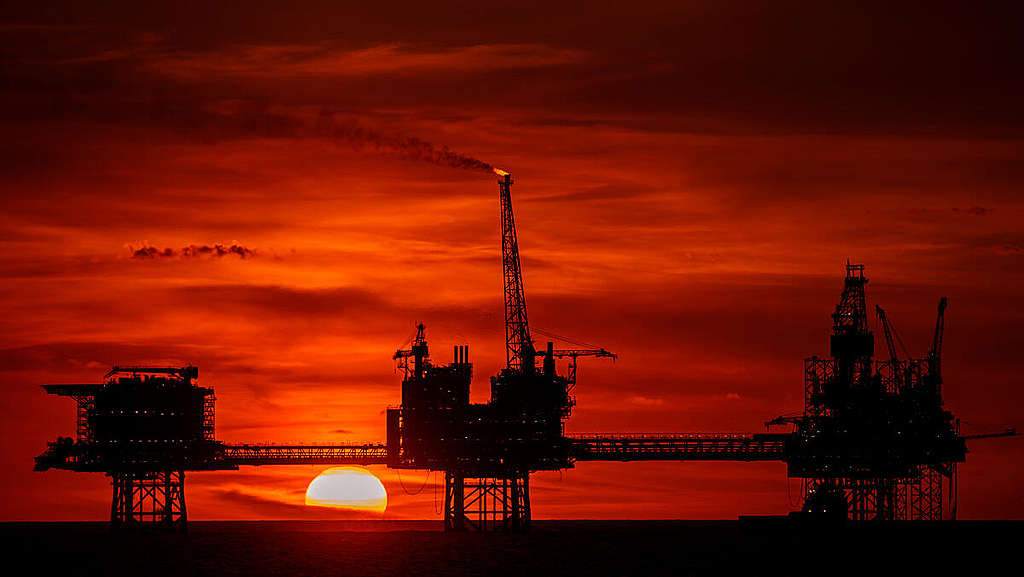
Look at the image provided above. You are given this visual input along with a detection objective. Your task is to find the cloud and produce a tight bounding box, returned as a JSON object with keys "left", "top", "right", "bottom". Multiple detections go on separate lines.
{"left": 953, "top": 206, "right": 992, "bottom": 216}
{"left": 128, "top": 243, "right": 256, "bottom": 260}
{"left": 212, "top": 486, "right": 388, "bottom": 519}
{"left": 170, "top": 284, "right": 388, "bottom": 319}
{"left": 627, "top": 395, "right": 665, "bottom": 407}
{"left": 0, "top": 340, "right": 227, "bottom": 373}
{"left": 148, "top": 42, "right": 586, "bottom": 80}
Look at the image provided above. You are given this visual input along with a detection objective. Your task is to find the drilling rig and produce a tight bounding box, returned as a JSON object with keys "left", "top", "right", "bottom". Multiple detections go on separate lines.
{"left": 34, "top": 367, "right": 232, "bottom": 530}
{"left": 386, "top": 170, "right": 615, "bottom": 531}
{"left": 774, "top": 265, "right": 967, "bottom": 520}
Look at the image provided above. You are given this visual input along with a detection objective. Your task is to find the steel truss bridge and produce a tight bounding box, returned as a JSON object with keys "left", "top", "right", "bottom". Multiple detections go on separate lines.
{"left": 220, "top": 444, "right": 389, "bottom": 466}
{"left": 215, "top": 434, "right": 786, "bottom": 467}
{"left": 566, "top": 433, "right": 786, "bottom": 462}
{"left": 41, "top": 435, "right": 784, "bottom": 469}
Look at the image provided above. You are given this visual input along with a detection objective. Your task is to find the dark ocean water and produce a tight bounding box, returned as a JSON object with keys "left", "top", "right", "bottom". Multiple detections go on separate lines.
{"left": 5, "top": 519, "right": 1021, "bottom": 576}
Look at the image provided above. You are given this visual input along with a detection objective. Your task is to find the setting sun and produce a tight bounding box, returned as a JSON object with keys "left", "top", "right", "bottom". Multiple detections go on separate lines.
{"left": 305, "top": 467, "right": 388, "bottom": 513}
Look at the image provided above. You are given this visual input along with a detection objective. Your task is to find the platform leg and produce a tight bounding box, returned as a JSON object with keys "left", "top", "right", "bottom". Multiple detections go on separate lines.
{"left": 445, "top": 472, "right": 530, "bottom": 532}
{"left": 110, "top": 470, "right": 187, "bottom": 531}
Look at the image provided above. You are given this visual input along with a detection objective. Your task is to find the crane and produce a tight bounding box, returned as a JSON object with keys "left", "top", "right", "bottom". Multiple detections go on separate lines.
{"left": 875, "top": 306, "right": 900, "bottom": 364}
{"left": 550, "top": 348, "right": 617, "bottom": 392}
{"left": 928, "top": 297, "right": 947, "bottom": 389}
{"left": 393, "top": 323, "right": 428, "bottom": 380}
{"left": 494, "top": 169, "right": 616, "bottom": 388}
{"left": 496, "top": 170, "right": 534, "bottom": 374}
{"left": 875, "top": 304, "right": 906, "bottom": 390}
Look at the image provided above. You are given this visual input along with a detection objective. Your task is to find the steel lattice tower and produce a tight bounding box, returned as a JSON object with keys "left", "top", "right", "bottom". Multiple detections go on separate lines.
{"left": 498, "top": 172, "right": 533, "bottom": 373}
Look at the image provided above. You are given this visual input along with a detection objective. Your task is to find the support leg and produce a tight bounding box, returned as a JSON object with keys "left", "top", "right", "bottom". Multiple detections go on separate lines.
{"left": 445, "top": 472, "right": 530, "bottom": 532}
{"left": 109, "top": 471, "right": 187, "bottom": 531}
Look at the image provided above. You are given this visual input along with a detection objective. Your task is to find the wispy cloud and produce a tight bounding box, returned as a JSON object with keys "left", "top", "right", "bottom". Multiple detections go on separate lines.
{"left": 148, "top": 42, "right": 586, "bottom": 80}
{"left": 627, "top": 395, "right": 665, "bottom": 407}
{"left": 953, "top": 206, "right": 992, "bottom": 216}
{"left": 994, "top": 244, "right": 1023, "bottom": 256}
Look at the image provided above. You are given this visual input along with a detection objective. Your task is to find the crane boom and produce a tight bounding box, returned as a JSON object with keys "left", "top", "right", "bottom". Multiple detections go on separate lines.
{"left": 497, "top": 170, "right": 534, "bottom": 373}
{"left": 875, "top": 304, "right": 906, "bottom": 391}
{"left": 875, "top": 305, "right": 900, "bottom": 367}
{"left": 929, "top": 297, "right": 947, "bottom": 388}
{"left": 550, "top": 348, "right": 617, "bottom": 390}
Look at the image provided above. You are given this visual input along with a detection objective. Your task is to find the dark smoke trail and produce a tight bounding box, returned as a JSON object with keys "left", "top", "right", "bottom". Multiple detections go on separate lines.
{"left": 315, "top": 112, "right": 494, "bottom": 173}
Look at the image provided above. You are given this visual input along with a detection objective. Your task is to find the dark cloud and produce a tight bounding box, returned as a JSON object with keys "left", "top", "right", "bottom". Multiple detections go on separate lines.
{"left": 0, "top": 341, "right": 222, "bottom": 373}
{"left": 129, "top": 243, "right": 256, "bottom": 259}
{"left": 953, "top": 206, "right": 992, "bottom": 216}
{"left": 527, "top": 182, "right": 654, "bottom": 204}
{"left": 4, "top": 2, "right": 1022, "bottom": 136}
{"left": 212, "top": 487, "right": 388, "bottom": 519}
{"left": 171, "top": 284, "right": 387, "bottom": 318}
{"left": 164, "top": 283, "right": 497, "bottom": 342}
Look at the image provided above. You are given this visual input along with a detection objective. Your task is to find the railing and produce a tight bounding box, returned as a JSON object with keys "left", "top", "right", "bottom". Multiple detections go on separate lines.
{"left": 567, "top": 432, "right": 759, "bottom": 441}
{"left": 40, "top": 435, "right": 791, "bottom": 471}
{"left": 220, "top": 444, "right": 389, "bottom": 466}
{"left": 568, "top": 433, "right": 788, "bottom": 462}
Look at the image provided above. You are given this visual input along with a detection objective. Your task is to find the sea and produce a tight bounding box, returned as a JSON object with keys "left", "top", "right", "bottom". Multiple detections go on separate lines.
{"left": 4, "top": 519, "right": 1020, "bottom": 576}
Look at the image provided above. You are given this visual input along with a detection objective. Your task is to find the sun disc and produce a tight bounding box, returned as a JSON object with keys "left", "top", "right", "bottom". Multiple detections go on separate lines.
{"left": 305, "top": 466, "right": 388, "bottom": 513}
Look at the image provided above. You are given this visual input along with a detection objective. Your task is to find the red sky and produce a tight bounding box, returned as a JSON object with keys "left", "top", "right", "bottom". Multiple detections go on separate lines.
{"left": 1, "top": 1, "right": 1022, "bottom": 520}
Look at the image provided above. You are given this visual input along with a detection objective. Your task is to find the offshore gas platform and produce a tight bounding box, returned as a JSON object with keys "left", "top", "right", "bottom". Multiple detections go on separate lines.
{"left": 35, "top": 170, "right": 1014, "bottom": 531}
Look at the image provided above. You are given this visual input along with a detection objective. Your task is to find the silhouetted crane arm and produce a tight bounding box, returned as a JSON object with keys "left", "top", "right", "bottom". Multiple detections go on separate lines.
{"left": 929, "top": 297, "right": 948, "bottom": 386}
{"left": 875, "top": 305, "right": 899, "bottom": 366}
{"left": 550, "top": 348, "right": 617, "bottom": 359}
{"left": 549, "top": 348, "right": 617, "bottom": 389}
{"left": 961, "top": 428, "right": 1017, "bottom": 440}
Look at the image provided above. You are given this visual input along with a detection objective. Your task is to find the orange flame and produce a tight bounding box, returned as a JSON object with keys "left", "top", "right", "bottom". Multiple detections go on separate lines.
{"left": 493, "top": 168, "right": 510, "bottom": 177}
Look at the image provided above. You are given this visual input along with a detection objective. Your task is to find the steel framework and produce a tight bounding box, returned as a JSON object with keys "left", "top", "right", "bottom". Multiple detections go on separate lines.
{"left": 445, "top": 472, "right": 530, "bottom": 532}
{"left": 110, "top": 470, "right": 186, "bottom": 531}
{"left": 785, "top": 264, "right": 966, "bottom": 521}
{"left": 568, "top": 433, "right": 786, "bottom": 461}
{"left": 220, "top": 444, "right": 388, "bottom": 466}
{"left": 498, "top": 171, "right": 533, "bottom": 371}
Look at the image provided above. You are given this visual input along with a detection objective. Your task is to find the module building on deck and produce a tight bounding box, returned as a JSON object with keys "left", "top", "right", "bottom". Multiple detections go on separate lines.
{"left": 35, "top": 366, "right": 231, "bottom": 529}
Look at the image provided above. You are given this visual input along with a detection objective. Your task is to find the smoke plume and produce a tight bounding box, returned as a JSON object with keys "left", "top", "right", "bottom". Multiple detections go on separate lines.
{"left": 315, "top": 112, "right": 493, "bottom": 172}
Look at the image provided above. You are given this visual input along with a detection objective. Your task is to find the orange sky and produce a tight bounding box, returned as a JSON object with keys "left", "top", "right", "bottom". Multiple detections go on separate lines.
{"left": 1, "top": 2, "right": 1022, "bottom": 520}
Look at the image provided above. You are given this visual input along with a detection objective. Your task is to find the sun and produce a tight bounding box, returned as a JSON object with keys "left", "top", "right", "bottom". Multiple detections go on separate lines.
{"left": 305, "top": 467, "right": 388, "bottom": 513}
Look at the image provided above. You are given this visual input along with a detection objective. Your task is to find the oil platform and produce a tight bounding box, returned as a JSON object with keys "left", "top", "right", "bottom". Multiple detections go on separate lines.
{"left": 35, "top": 170, "right": 1015, "bottom": 531}
{"left": 35, "top": 366, "right": 228, "bottom": 530}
